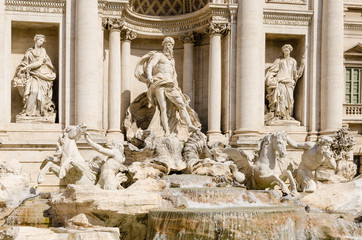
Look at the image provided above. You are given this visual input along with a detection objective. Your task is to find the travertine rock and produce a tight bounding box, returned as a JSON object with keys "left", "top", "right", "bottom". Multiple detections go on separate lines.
{"left": 0, "top": 226, "right": 120, "bottom": 240}
{"left": 50, "top": 182, "right": 164, "bottom": 227}
{"left": 301, "top": 176, "right": 362, "bottom": 213}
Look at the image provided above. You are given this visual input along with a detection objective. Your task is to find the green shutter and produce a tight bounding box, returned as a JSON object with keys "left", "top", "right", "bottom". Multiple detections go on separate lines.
{"left": 346, "top": 67, "right": 361, "bottom": 104}
{"left": 346, "top": 68, "right": 352, "bottom": 103}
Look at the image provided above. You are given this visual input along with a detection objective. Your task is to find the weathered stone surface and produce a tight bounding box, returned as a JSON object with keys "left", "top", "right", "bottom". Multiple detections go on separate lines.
{"left": 50, "top": 181, "right": 164, "bottom": 227}
{"left": 0, "top": 226, "right": 120, "bottom": 240}
{"left": 301, "top": 176, "right": 362, "bottom": 213}
{"left": 0, "top": 226, "right": 55, "bottom": 240}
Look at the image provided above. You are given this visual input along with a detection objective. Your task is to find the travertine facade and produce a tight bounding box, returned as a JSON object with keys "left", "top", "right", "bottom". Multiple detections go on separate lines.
{"left": 0, "top": 0, "right": 362, "bottom": 191}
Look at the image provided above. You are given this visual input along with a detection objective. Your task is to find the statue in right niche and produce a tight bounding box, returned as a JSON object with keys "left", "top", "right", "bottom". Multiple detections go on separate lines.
{"left": 265, "top": 44, "right": 305, "bottom": 125}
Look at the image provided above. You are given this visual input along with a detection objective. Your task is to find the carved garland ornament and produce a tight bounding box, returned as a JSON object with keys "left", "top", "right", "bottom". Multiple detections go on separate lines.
{"left": 263, "top": 10, "right": 313, "bottom": 26}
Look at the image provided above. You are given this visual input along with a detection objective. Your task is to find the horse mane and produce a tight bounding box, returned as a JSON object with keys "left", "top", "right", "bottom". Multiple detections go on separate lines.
{"left": 254, "top": 132, "right": 287, "bottom": 159}
{"left": 255, "top": 133, "right": 272, "bottom": 158}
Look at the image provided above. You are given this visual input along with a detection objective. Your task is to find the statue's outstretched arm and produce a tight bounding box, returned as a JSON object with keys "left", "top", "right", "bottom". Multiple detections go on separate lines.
{"left": 84, "top": 133, "right": 114, "bottom": 157}
{"left": 287, "top": 137, "right": 310, "bottom": 149}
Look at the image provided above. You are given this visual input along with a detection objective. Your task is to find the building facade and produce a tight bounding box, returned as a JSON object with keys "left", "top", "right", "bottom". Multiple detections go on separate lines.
{"left": 0, "top": 0, "right": 361, "bottom": 190}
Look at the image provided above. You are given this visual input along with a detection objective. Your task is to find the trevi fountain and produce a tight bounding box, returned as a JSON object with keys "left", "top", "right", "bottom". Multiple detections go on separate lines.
{"left": 0, "top": 0, "right": 361, "bottom": 239}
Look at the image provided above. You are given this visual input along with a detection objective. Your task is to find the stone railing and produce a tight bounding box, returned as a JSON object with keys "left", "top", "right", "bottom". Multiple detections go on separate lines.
{"left": 343, "top": 104, "right": 362, "bottom": 122}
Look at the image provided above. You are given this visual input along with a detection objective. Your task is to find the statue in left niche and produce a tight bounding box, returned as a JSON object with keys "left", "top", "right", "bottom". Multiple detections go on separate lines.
{"left": 12, "top": 34, "right": 56, "bottom": 123}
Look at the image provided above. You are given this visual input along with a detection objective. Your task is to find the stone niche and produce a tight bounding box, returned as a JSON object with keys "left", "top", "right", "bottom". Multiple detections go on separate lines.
{"left": 11, "top": 21, "right": 59, "bottom": 123}
{"left": 265, "top": 34, "right": 306, "bottom": 126}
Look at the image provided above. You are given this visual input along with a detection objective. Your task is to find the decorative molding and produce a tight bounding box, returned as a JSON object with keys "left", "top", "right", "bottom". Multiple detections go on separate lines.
{"left": 263, "top": 10, "right": 313, "bottom": 26}
{"left": 344, "top": 0, "right": 362, "bottom": 4}
{"left": 345, "top": 22, "right": 362, "bottom": 31}
{"left": 121, "top": 28, "right": 137, "bottom": 41}
{"left": 122, "top": 3, "right": 236, "bottom": 36}
{"left": 265, "top": 0, "right": 306, "bottom": 5}
{"left": 98, "top": 1, "right": 127, "bottom": 16}
{"left": 205, "top": 22, "right": 230, "bottom": 36}
{"left": 129, "top": 0, "right": 208, "bottom": 16}
{"left": 5, "top": 0, "right": 65, "bottom": 14}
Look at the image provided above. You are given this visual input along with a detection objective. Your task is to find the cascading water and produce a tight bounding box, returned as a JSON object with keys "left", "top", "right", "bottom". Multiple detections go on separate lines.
{"left": 147, "top": 206, "right": 308, "bottom": 240}
{"left": 148, "top": 183, "right": 311, "bottom": 240}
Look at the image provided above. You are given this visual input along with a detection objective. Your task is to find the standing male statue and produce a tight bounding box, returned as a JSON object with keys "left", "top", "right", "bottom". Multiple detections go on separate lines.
{"left": 265, "top": 44, "right": 305, "bottom": 124}
{"left": 12, "top": 34, "right": 56, "bottom": 122}
{"left": 134, "top": 37, "right": 200, "bottom": 137}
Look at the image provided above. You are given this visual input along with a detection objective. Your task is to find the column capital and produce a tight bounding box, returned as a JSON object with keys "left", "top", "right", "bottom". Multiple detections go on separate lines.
{"left": 179, "top": 31, "right": 201, "bottom": 44}
{"left": 205, "top": 22, "right": 230, "bottom": 36}
{"left": 121, "top": 28, "right": 137, "bottom": 41}
{"left": 102, "top": 17, "right": 124, "bottom": 31}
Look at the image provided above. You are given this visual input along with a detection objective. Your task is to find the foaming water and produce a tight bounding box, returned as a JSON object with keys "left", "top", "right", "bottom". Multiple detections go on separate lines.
{"left": 167, "top": 187, "right": 276, "bottom": 208}
{"left": 147, "top": 206, "right": 309, "bottom": 240}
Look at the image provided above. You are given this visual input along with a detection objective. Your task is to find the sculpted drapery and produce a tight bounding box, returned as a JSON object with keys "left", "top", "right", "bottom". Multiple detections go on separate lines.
{"left": 13, "top": 34, "right": 56, "bottom": 117}
{"left": 265, "top": 44, "right": 304, "bottom": 122}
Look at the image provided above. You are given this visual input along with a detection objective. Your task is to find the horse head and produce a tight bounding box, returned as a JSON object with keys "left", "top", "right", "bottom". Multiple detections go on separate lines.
{"left": 65, "top": 123, "right": 87, "bottom": 140}
{"left": 271, "top": 131, "right": 288, "bottom": 158}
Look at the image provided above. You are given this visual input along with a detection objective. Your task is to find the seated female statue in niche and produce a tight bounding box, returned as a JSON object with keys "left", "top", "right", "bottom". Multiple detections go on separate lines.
{"left": 12, "top": 34, "right": 56, "bottom": 122}
{"left": 265, "top": 44, "right": 305, "bottom": 125}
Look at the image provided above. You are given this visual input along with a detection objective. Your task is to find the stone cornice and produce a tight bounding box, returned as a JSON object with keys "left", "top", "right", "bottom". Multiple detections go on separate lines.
{"left": 98, "top": 0, "right": 128, "bottom": 16}
{"left": 265, "top": 0, "right": 306, "bottom": 5}
{"left": 263, "top": 9, "right": 313, "bottom": 26}
{"left": 345, "top": 22, "right": 362, "bottom": 31}
{"left": 121, "top": 3, "right": 237, "bottom": 36}
{"left": 344, "top": 0, "right": 362, "bottom": 5}
{"left": 5, "top": 0, "right": 65, "bottom": 14}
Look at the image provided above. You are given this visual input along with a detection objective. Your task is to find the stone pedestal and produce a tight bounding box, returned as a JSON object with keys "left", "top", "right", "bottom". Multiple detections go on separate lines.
{"left": 15, "top": 113, "right": 56, "bottom": 124}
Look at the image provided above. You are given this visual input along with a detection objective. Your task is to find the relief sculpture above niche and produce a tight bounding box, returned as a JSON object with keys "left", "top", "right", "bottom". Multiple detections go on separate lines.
{"left": 12, "top": 34, "right": 56, "bottom": 123}
{"left": 265, "top": 43, "right": 305, "bottom": 126}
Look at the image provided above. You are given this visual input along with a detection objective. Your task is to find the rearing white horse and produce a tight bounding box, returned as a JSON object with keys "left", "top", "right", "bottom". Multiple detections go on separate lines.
{"left": 37, "top": 123, "right": 97, "bottom": 186}
{"left": 224, "top": 131, "right": 298, "bottom": 196}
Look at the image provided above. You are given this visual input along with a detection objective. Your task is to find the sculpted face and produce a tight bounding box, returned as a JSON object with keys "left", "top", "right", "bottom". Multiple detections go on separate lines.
{"left": 317, "top": 137, "right": 333, "bottom": 159}
{"left": 36, "top": 38, "right": 45, "bottom": 47}
{"left": 162, "top": 41, "right": 174, "bottom": 60}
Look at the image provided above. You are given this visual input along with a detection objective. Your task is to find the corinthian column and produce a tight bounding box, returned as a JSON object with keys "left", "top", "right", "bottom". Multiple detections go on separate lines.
{"left": 320, "top": 0, "right": 344, "bottom": 134}
{"left": 75, "top": 0, "right": 102, "bottom": 131}
{"left": 180, "top": 32, "right": 199, "bottom": 108}
{"left": 233, "top": 0, "right": 264, "bottom": 144}
{"left": 206, "top": 23, "right": 229, "bottom": 143}
{"left": 106, "top": 18, "right": 123, "bottom": 136}
{"left": 121, "top": 28, "right": 137, "bottom": 125}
